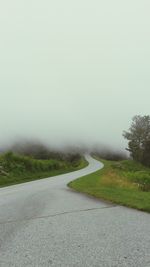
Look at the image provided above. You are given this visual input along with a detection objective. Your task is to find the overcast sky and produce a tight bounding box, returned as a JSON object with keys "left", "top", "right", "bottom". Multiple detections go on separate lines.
{"left": 0, "top": 0, "right": 150, "bottom": 151}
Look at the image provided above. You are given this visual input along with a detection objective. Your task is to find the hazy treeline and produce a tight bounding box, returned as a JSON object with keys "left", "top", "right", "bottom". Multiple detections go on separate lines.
{"left": 0, "top": 140, "right": 128, "bottom": 162}
{"left": 2, "top": 141, "right": 83, "bottom": 164}
{"left": 92, "top": 148, "right": 128, "bottom": 161}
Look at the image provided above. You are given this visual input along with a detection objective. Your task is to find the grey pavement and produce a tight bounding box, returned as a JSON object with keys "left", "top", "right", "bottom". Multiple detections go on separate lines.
{"left": 0, "top": 155, "right": 150, "bottom": 267}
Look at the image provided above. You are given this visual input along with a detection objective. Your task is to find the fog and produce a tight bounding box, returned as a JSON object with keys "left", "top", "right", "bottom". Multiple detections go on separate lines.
{"left": 0, "top": 1, "right": 150, "bottom": 152}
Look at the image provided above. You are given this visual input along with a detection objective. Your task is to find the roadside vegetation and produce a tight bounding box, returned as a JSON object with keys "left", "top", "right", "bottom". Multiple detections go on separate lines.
{"left": 0, "top": 148, "right": 88, "bottom": 187}
{"left": 68, "top": 156, "right": 150, "bottom": 213}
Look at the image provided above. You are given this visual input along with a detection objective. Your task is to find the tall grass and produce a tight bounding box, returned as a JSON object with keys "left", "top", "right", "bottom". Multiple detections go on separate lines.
{"left": 111, "top": 160, "right": 150, "bottom": 192}
{"left": 1, "top": 152, "right": 62, "bottom": 173}
{"left": 68, "top": 158, "right": 150, "bottom": 212}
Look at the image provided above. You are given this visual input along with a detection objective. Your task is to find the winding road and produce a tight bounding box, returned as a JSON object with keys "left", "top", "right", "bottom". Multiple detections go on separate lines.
{"left": 0, "top": 155, "right": 150, "bottom": 267}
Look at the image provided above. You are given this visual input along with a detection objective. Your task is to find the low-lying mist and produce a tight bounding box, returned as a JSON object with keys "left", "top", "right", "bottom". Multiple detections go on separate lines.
{"left": 0, "top": 139, "right": 128, "bottom": 161}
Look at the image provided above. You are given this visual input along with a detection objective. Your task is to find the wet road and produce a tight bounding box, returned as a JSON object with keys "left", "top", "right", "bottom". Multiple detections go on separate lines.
{"left": 0, "top": 156, "right": 149, "bottom": 267}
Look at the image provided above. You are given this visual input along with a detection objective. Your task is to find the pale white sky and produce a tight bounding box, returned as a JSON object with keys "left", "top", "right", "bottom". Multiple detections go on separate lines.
{"left": 0, "top": 1, "right": 150, "bottom": 150}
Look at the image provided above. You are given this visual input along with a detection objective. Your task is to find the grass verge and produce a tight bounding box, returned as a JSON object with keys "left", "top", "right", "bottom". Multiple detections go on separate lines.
{"left": 68, "top": 157, "right": 150, "bottom": 213}
{"left": 0, "top": 152, "right": 88, "bottom": 187}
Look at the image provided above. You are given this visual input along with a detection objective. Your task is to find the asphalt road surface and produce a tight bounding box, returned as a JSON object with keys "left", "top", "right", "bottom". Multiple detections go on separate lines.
{"left": 0, "top": 155, "right": 150, "bottom": 267}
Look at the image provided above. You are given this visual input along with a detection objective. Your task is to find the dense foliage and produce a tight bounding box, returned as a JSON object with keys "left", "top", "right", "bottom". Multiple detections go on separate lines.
{"left": 92, "top": 150, "right": 127, "bottom": 161}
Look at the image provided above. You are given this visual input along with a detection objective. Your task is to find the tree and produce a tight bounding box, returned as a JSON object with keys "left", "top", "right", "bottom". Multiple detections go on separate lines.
{"left": 142, "top": 140, "right": 150, "bottom": 166}
{"left": 123, "top": 115, "right": 150, "bottom": 165}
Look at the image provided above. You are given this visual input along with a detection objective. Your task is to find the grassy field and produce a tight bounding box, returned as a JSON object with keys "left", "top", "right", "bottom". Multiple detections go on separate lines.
{"left": 68, "top": 157, "right": 150, "bottom": 213}
{"left": 0, "top": 152, "right": 88, "bottom": 187}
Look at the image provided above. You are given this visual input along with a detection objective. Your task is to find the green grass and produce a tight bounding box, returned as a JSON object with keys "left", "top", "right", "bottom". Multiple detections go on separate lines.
{"left": 0, "top": 152, "right": 88, "bottom": 187}
{"left": 68, "top": 157, "right": 150, "bottom": 213}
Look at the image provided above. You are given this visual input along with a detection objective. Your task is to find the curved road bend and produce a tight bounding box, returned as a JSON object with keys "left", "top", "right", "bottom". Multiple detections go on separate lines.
{"left": 0, "top": 155, "right": 149, "bottom": 267}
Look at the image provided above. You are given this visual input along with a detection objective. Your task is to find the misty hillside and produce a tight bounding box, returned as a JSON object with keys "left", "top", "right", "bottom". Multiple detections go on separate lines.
{"left": 0, "top": 150, "right": 87, "bottom": 187}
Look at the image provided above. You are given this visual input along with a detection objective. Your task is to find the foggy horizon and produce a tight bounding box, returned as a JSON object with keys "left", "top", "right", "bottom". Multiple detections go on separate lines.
{"left": 1, "top": 1, "right": 150, "bottom": 152}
